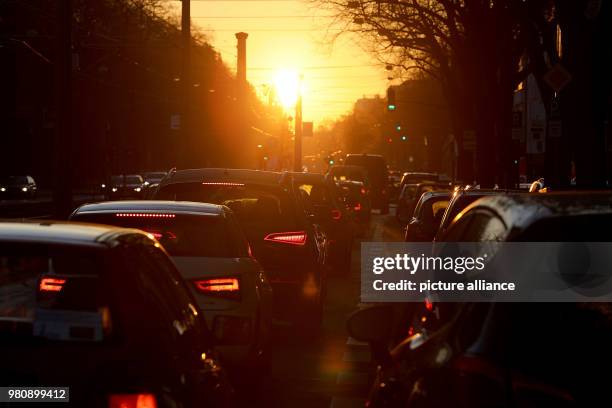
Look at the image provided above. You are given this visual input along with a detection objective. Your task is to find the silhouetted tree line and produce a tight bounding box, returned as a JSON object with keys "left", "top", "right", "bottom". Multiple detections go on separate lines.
{"left": 0, "top": 0, "right": 284, "bottom": 187}
{"left": 317, "top": 0, "right": 612, "bottom": 187}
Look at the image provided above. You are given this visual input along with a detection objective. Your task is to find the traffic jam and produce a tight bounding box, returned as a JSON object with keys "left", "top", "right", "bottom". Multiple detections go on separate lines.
{"left": 1, "top": 155, "right": 611, "bottom": 407}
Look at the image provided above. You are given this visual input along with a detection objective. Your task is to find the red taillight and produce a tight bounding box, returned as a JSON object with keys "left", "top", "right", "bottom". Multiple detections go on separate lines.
{"left": 108, "top": 393, "right": 157, "bottom": 408}
{"left": 425, "top": 298, "right": 433, "bottom": 311}
{"left": 331, "top": 209, "right": 342, "bottom": 220}
{"left": 353, "top": 203, "right": 362, "bottom": 211}
{"left": 360, "top": 187, "right": 367, "bottom": 195}
{"left": 264, "top": 231, "right": 307, "bottom": 246}
{"left": 194, "top": 278, "right": 239, "bottom": 292}
{"left": 201, "top": 182, "right": 245, "bottom": 187}
{"left": 193, "top": 278, "right": 240, "bottom": 299}
{"left": 115, "top": 213, "right": 175, "bottom": 218}
{"left": 39, "top": 277, "right": 66, "bottom": 293}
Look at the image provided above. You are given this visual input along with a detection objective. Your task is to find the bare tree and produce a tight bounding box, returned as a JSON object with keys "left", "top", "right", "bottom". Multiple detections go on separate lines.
{"left": 315, "top": 0, "right": 554, "bottom": 185}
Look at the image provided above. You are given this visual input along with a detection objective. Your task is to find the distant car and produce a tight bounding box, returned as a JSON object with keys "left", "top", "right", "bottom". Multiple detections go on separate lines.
{"left": 292, "top": 172, "right": 354, "bottom": 275}
{"left": 70, "top": 200, "right": 273, "bottom": 369}
{"left": 143, "top": 171, "right": 168, "bottom": 186}
{"left": 0, "top": 222, "right": 232, "bottom": 407}
{"left": 328, "top": 165, "right": 370, "bottom": 186}
{"left": 399, "top": 171, "right": 439, "bottom": 189}
{"left": 109, "top": 174, "right": 145, "bottom": 199}
{"left": 405, "top": 190, "right": 451, "bottom": 242}
{"left": 344, "top": 154, "right": 390, "bottom": 213}
{"left": 0, "top": 175, "right": 37, "bottom": 199}
{"left": 153, "top": 169, "right": 328, "bottom": 332}
{"left": 337, "top": 180, "right": 372, "bottom": 232}
{"left": 396, "top": 182, "right": 449, "bottom": 224}
{"left": 387, "top": 170, "right": 403, "bottom": 201}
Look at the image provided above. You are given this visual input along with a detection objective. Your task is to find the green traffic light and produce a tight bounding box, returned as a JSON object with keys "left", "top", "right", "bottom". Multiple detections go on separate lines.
{"left": 387, "top": 104, "right": 396, "bottom": 111}
{"left": 329, "top": 159, "right": 335, "bottom": 165}
{"left": 401, "top": 135, "right": 407, "bottom": 141}
{"left": 395, "top": 124, "right": 401, "bottom": 131}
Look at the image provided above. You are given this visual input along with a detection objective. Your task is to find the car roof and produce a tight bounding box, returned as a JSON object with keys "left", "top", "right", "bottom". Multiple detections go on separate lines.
{"left": 73, "top": 200, "right": 226, "bottom": 216}
{"left": 161, "top": 168, "right": 284, "bottom": 187}
{"left": 0, "top": 221, "right": 141, "bottom": 246}
{"left": 329, "top": 165, "right": 366, "bottom": 172}
{"left": 463, "top": 191, "right": 612, "bottom": 231}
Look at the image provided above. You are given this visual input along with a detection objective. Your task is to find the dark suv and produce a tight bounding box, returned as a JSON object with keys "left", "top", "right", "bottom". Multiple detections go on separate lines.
{"left": 154, "top": 168, "right": 328, "bottom": 331}
{"left": 344, "top": 154, "right": 389, "bottom": 213}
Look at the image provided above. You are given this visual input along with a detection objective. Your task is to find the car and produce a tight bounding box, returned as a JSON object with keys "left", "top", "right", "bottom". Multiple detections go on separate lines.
{"left": 70, "top": 200, "right": 273, "bottom": 369}
{"left": 143, "top": 171, "right": 168, "bottom": 187}
{"left": 337, "top": 180, "right": 372, "bottom": 233}
{"left": 356, "top": 192, "right": 612, "bottom": 408}
{"left": 396, "top": 182, "right": 449, "bottom": 224}
{"left": 387, "top": 170, "right": 403, "bottom": 201}
{"left": 399, "top": 172, "right": 439, "bottom": 189}
{"left": 108, "top": 174, "right": 145, "bottom": 199}
{"left": 433, "top": 188, "right": 519, "bottom": 240}
{"left": 0, "top": 221, "right": 232, "bottom": 407}
{"left": 153, "top": 168, "right": 328, "bottom": 332}
{"left": 404, "top": 190, "right": 451, "bottom": 242}
{"left": 344, "top": 154, "right": 390, "bottom": 213}
{"left": 292, "top": 172, "right": 354, "bottom": 275}
{"left": 328, "top": 165, "right": 370, "bottom": 186}
{"left": 0, "top": 175, "right": 37, "bottom": 199}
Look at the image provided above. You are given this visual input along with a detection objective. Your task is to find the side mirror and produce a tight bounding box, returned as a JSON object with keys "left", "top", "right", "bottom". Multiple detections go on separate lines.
{"left": 346, "top": 304, "right": 395, "bottom": 344}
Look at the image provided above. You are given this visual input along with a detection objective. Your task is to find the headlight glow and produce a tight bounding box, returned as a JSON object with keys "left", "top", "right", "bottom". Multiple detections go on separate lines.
{"left": 21, "top": 187, "right": 28, "bottom": 192}
{"left": 101, "top": 184, "right": 106, "bottom": 188}
{"left": 134, "top": 187, "right": 142, "bottom": 192}
{"left": 0, "top": 187, "right": 5, "bottom": 192}
{"left": 112, "top": 187, "right": 118, "bottom": 192}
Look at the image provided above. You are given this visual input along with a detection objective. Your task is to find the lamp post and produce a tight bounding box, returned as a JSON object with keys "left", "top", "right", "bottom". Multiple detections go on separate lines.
{"left": 293, "top": 74, "right": 303, "bottom": 172}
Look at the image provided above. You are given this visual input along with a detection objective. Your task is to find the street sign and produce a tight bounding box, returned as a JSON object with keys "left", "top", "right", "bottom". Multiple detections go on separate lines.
{"left": 302, "top": 122, "right": 313, "bottom": 138}
{"left": 543, "top": 63, "right": 572, "bottom": 93}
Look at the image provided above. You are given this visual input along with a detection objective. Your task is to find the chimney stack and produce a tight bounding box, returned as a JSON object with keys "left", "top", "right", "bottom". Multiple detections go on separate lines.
{"left": 235, "top": 32, "right": 248, "bottom": 87}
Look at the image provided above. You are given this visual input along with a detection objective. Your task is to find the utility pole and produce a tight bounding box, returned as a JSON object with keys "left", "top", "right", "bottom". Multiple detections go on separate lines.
{"left": 54, "top": 0, "right": 73, "bottom": 217}
{"left": 180, "top": 0, "right": 191, "bottom": 167}
{"left": 293, "top": 74, "right": 303, "bottom": 172}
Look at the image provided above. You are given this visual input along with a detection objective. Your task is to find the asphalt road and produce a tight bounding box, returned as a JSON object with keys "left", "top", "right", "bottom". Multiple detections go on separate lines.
{"left": 241, "top": 211, "right": 405, "bottom": 408}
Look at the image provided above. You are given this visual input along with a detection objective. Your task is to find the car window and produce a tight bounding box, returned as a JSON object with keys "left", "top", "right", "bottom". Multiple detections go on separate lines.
{"left": 461, "top": 211, "right": 507, "bottom": 242}
{"left": 72, "top": 213, "right": 238, "bottom": 258}
{"left": 125, "top": 176, "right": 143, "bottom": 184}
{"left": 515, "top": 214, "right": 612, "bottom": 241}
{"left": 156, "top": 182, "right": 299, "bottom": 231}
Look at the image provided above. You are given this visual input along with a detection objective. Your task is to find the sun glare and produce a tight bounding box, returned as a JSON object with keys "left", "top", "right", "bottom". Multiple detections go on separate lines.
{"left": 273, "top": 69, "right": 301, "bottom": 109}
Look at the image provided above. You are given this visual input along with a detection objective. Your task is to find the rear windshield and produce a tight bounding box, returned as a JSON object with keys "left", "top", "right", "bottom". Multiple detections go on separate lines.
{"left": 418, "top": 196, "right": 450, "bottom": 224}
{"left": 0, "top": 244, "right": 105, "bottom": 321}
{"left": 330, "top": 167, "right": 366, "bottom": 183}
{"left": 73, "top": 213, "right": 242, "bottom": 257}
{"left": 344, "top": 156, "right": 387, "bottom": 185}
{"left": 155, "top": 183, "right": 299, "bottom": 231}
{"left": 443, "top": 194, "right": 485, "bottom": 230}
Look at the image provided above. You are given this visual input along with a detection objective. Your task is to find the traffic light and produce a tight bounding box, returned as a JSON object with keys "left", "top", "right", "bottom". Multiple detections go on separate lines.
{"left": 387, "top": 137, "right": 393, "bottom": 143}
{"left": 395, "top": 124, "right": 401, "bottom": 131}
{"left": 387, "top": 87, "right": 396, "bottom": 111}
{"left": 401, "top": 135, "right": 407, "bottom": 141}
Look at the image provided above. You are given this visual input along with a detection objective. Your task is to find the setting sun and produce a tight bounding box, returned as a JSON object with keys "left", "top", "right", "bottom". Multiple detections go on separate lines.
{"left": 273, "top": 69, "right": 301, "bottom": 109}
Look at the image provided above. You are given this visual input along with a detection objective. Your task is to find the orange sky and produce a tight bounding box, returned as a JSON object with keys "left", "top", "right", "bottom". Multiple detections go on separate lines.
{"left": 171, "top": 0, "right": 389, "bottom": 125}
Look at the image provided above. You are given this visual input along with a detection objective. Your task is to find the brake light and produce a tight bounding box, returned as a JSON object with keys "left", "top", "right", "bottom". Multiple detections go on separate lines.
{"left": 331, "top": 209, "right": 342, "bottom": 220}
{"left": 201, "top": 182, "right": 245, "bottom": 187}
{"left": 115, "top": 213, "right": 175, "bottom": 218}
{"left": 108, "top": 393, "right": 157, "bottom": 408}
{"left": 360, "top": 187, "right": 367, "bottom": 195}
{"left": 193, "top": 278, "right": 240, "bottom": 299}
{"left": 39, "top": 277, "right": 66, "bottom": 293}
{"left": 354, "top": 203, "right": 362, "bottom": 211}
{"left": 264, "top": 231, "right": 307, "bottom": 246}
{"left": 425, "top": 298, "right": 433, "bottom": 311}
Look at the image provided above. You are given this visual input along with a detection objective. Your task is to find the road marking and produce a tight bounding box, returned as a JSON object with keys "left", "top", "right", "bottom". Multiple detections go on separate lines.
{"left": 342, "top": 350, "right": 371, "bottom": 363}
{"left": 329, "top": 396, "right": 366, "bottom": 408}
